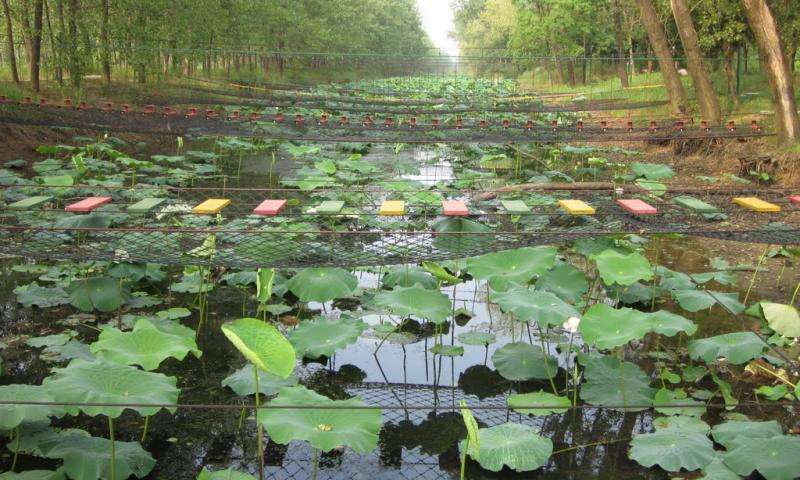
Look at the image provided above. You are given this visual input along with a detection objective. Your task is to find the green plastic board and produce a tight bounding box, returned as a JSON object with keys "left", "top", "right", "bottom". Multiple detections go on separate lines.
{"left": 7, "top": 196, "right": 53, "bottom": 210}
{"left": 315, "top": 200, "right": 344, "bottom": 214}
{"left": 501, "top": 200, "right": 530, "bottom": 214}
{"left": 127, "top": 198, "right": 167, "bottom": 213}
{"left": 674, "top": 196, "right": 719, "bottom": 213}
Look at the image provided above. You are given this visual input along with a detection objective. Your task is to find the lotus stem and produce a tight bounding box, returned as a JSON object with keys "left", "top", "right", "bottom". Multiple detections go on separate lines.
{"left": 535, "top": 322, "right": 558, "bottom": 395}
{"left": 459, "top": 438, "right": 469, "bottom": 480}
{"left": 744, "top": 244, "right": 771, "bottom": 305}
{"left": 312, "top": 448, "right": 320, "bottom": 480}
{"left": 141, "top": 416, "right": 149, "bottom": 443}
{"left": 11, "top": 427, "right": 20, "bottom": 471}
{"left": 108, "top": 416, "right": 116, "bottom": 480}
{"left": 253, "top": 364, "right": 265, "bottom": 480}
{"left": 790, "top": 279, "right": 800, "bottom": 305}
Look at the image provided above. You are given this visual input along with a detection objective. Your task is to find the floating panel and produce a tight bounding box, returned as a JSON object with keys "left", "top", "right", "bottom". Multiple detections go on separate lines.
{"left": 7, "top": 196, "right": 53, "bottom": 210}
{"left": 380, "top": 200, "right": 406, "bottom": 216}
{"left": 254, "top": 199, "right": 287, "bottom": 216}
{"left": 316, "top": 200, "right": 344, "bottom": 214}
{"left": 65, "top": 196, "right": 112, "bottom": 213}
{"left": 500, "top": 200, "right": 530, "bottom": 214}
{"left": 673, "top": 196, "right": 718, "bottom": 213}
{"left": 442, "top": 200, "right": 469, "bottom": 216}
{"left": 732, "top": 197, "right": 780, "bottom": 213}
{"left": 127, "top": 198, "right": 166, "bottom": 213}
{"left": 789, "top": 195, "right": 800, "bottom": 206}
{"left": 192, "top": 198, "right": 231, "bottom": 215}
{"left": 616, "top": 198, "right": 658, "bottom": 215}
{"left": 558, "top": 199, "right": 595, "bottom": 215}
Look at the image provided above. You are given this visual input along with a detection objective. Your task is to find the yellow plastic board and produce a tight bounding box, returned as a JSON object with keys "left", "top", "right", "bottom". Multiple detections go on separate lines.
{"left": 192, "top": 198, "right": 231, "bottom": 214}
{"left": 732, "top": 197, "right": 780, "bottom": 213}
{"left": 379, "top": 200, "right": 406, "bottom": 216}
{"left": 558, "top": 199, "right": 596, "bottom": 215}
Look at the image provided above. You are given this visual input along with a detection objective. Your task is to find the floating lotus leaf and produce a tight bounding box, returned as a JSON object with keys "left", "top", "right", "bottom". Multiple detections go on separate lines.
{"left": 197, "top": 468, "right": 256, "bottom": 480}
{"left": 457, "top": 331, "right": 496, "bottom": 346}
{"left": 593, "top": 250, "right": 653, "bottom": 286}
{"left": 673, "top": 290, "right": 745, "bottom": 314}
{"left": 490, "top": 287, "right": 579, "bottom": 327}
{"left": 382, "top": 266, "right": 438, "bottom": 289}
{"left": 688, "top": 332, "right": 764, "bottom": 364}
{"left": 66, "top": 276, "right": 130, "bottom": 313}
{"left": 258, "top": 386, "right": 382, "bottom": 453}
{"left": 288, "top": 316, "right": 368, "bottom": 359}
{"left": 653, "top": 388, "right": 706, "bottom": 417}
{"left": 711, "top": 420, "right": 783, "bottom": 450}
{"left": 507, "top": 391, "right": 571, "bottom": 416}
{"left": 430, "top": 344, "right": 464, "bottom": 356}
{"left": 221, "top": 364, "right": 298, "bottom": 396}
{"left": 653, "top": 415, "right": 711, "bottom": 433}
{"left": 760, "top": 302, "right": 800, "bottom": 338}
{"left": 13, "top": 283, "right": 69, "bottom": 308}
{"left": 431, "top": 217, "right": 493, "bottom": 254}
{"left": 460, "top": 422, "right": 552, "bottom": 472}
{"left": 0, "top": 470, "right": 66, "bottom": 480}
{"left": 492, "top": 342, "right": 558, "bottom": 380}
{"left": 373, "top": 284, "right": 451, "bottom": 324}
{"left": 285, "top": 267, "right": 357, "bottom": 303}
{"left": 535, "top": 264, "right": 588, "bottom": 303}
{"left": 579, "top": 355, "right": 655, "bottom": 411}
{"left": 221, "top": 318, "right": 295, "bottom": 378}
{"left": 90, "top": 318, "right": 201, "bottom": 370}
{"left": 466, "top": 246, "right": 557, "bottom": 291}
{"left": 699, "top": 458, "right": 740, "bottom": 480}
{"left": 580, "top": 304, "right": 696, "bottom": 349}
{"left": 723, "top": 435, "right": 800, "bottom": 480}
{"left": 0, "top": 385, "right": 64, "bottom": 430}
{"left": 41, "top": 340, "right": 95, "bottom": 362}
{"left": 629, "top": 426, "right": 716, "bottom": 472}
{"left": 26, "top": 333, "right": 71, "bottom": 348}
{"left": 43, "top": 358, "right": 179, "bottom": 418}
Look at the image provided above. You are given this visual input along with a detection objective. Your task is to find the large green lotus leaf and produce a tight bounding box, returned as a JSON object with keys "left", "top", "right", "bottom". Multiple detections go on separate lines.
{"left": 507, "top": 391, "right": 571, "bottom": 416}
{"left": 258, "top": 386, "right": 382, "bottom": 453}
{"left": 760, "top": 302, "right": 800, "bottom": 338}
{"left": 673, "top": 290, "right": 745, "bottom": 314}
{"left": 27, "top": 428, "right": 155, "bottom": 480}
{"left": 431, "top": 217, "right": 493, "bottom": 254}
{"left": 653, "top": 388, "right": 706, "bottom": 417}
{"left": 66, "top": 277, "right": 129, "bottom": 313}
{"left": 288, "top": 316, "right": 368, "bottom": 359}
{"left": 460, "top": 422, "right": 552, "bottom": 473}
{"left": 593, "top": 250, "right": 653, "bottom": 286}
{"left": 580, "top": 304, "right": 651, "bottom": 349}
{"left": 458, "top": 331, "right": 497, "bottom": 346}
{"left": 628, "top": 427, "right": 716, "bottom": 472}
{"left": 373, "top": 285, "right": 451, "bottom": 324}
{"left": 382, "top": 266, "right": 438, "bottom": 290}
{"left": 466, "top": 246, "right": 557, "bottom": 291}
{"left": 579, "top": 355, "right": 655, "bottom": 411}
{"left": 26, "top": 333, "right": 72, "bottom": 348}
{"left": 723, "top": 435, "right": 800, "bottom": 480}
{"left": 90, "top": 318, "right": 201, "bottom": 370}
{"left": 711, "top": 420, "right": 783, "bottom": 450}
{"left": 14, "top": 283, "right": 70, "bottom": 308}
{"left": 0, "top": 385, "right": 64, "bottom": 430}
{"left": 699, "top": 457, "right": 741, "bottom": 480}
{"left": 490, "top": 287, "right": 579, "bottom": 327}
{"left": 0, "top": 470, "right": 66, "bottom": 480}
{"left": 492, "top": 342, "right": 558, "bottom": 380}
{"left": 221, "top": 318, "right": 295, "bottom": 378}
{"left": 286, "top": 268, "right": 357, "bottom": 303}
{"left": 42, "top": 358, "right": 179, "bottom": 418}
{"left": 647, "top": 310, "right": 698, "bottom": 336}
{"left": 197, "top": 468, "right": 256, "bottom": 480}
{"left": 688, "top": 332, "right": 764, "bottom": 364}
{"left": 653, "top": 415, "right": 711, "bottom": 434}
{"left": 535, "top": 264, "right": 588, "bottom": 303}
{"left": 631, "top": 162, "right": 675, "bottom": 180}
{"left": 221, "top": 364, "right": 298, "bottom": 396}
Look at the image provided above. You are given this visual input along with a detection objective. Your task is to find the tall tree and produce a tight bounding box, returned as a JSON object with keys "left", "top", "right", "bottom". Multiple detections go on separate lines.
{"left": 1, "top": 0, "right": 20, "bottom": 83}
{"left": 100, "top": 0, "right": 110, "bottom": 85}
{"left": 670, "top": 0, "right": 721, "bottom": 123}
{"left": 612, "top": 0, "right": 630, "bottom": 88}
{"left": 741, "top": 0, "right": 800, "bottom": 145}
{"left": 29, "top": 0, "right": 44, "bottom": 91}
{"left": 634, "top": 0, "right": 688, "bottom": 114}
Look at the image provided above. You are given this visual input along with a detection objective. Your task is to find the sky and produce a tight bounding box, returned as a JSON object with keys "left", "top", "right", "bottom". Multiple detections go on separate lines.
{"left": 415, "top": 0, "right": 460, "bottom": 56}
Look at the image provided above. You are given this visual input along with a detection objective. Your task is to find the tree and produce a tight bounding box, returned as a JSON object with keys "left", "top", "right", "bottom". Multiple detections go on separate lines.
{"left": 613, "top": 0, "right": 630, "bottom": 87}
{"left": 741, "top": 0, "right": 800, "bottom": 145}
{"left": 670, "top": 0, "right": 721, "bottom": 123}
{"left": 635, "top": 0, "right": 688, "bottom": 114}
{"left": 1, "top": 0, "right": 20, "bottom": 83}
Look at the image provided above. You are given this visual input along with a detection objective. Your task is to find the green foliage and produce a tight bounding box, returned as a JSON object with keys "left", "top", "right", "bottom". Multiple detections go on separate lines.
{"left": 286, "top": 268, "right": 357, "bottom": 303}
{"left": 288, "top": 315, "right": 368, "bottom": 359}
{"left": 460, "top": 422, "right": 553, "bottom": 473}
{"left": 90, "top": 317, "right": 201, "bottom": 370}
{"left": 373, "top": 284, "right": 452, "bottom": 324}
{"left": 492, "top": 342, "right": 558, "bottom": 380}
{"left": 221, "top": 318, "right": 296, "bottom": 378}
{"left": 688, "top": 332, "right": 764, "bottom": 364}
{"left": 507, "top": 391, "right": 571, "bottom": 416}
{"left": 579, "top": 355, "right": 655, "bottom": 411}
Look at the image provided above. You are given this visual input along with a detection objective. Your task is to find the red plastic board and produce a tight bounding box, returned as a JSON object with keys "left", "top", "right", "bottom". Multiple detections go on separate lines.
{"left": 442, "top": 200, "right": 469, "bottom": 216}
{"left": 65, "top": 196, "right": 112, "bottom": 213}
{"left": 253, "top": 199, "right": 287, "bottom": 216}
{"left": 616, "top": 198, "right": 657, "bottom": 215}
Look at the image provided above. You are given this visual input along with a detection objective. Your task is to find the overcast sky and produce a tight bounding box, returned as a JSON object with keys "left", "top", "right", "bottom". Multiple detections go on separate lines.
{"left": 415, "top": 0, "right": 460, "bottom": 56}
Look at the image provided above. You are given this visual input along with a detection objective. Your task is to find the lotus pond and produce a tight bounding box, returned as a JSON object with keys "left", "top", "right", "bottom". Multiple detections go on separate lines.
{"left": 1, "top": 88, "right": 800, "bottom": 480}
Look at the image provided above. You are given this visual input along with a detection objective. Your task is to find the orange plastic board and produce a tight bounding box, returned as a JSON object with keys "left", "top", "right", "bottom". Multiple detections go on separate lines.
{"left": 732, "top": 197, "right": 780, "bottom": 213}
{"left": 789, "top": 195, "right": 800, "bottom": 206}
{"left": 442, "top": 200, "right": 469, "bottom": 216}
{"left": 558, "top": 199, "right": 595, "bottom": 215}
{"left": 616, "top": 198, "right": 657, "bottom": 215}
{"left": 65, "top": 196, "right": 112, "bottom": 213}
{"left": 193, "top": 198, "right": 231, "bottom": 215}
{"left": 254, "top": 199, "right": 287, "bottom": 216}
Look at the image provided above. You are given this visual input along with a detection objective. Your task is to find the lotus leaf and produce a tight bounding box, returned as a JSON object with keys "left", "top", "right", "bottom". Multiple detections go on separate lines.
{"left": 688, "top": 332, "right": 764, "bottom": 364}
{"left": 258, "top": 386, "right": 382, "bottom": 453}
{"left": 431, "top": 217, "right": 493, "bottom": 254}
{"left": 197, "top": 468, "right": 256, "bottom": 480}
{"left": 760, "top": 302, "right": 800, "bottom": 337}
{"left": 373, "top": 284, "right": 451, "bottom": 324}
{"left": 466, "top": 246, "right": 557, "bottom": 291}
{"left": 0, "top": 470, "right": 66, "bottom": 480}
{"left": 43, "top": 359, "right": 179, "bottom": 418}
{"left": 673, "top": 290, "right": 745, "bottom": 314}
{"left": 723, "top": 435, "right": 800, "bottom": 480}
{"left": 67, "top": 277, "right": 129, "bottom": 313}
{"left": 631, "top": 162, "right": 675, "bottom": 180}
{"left": 460, "top": 422, "right": 552, "bottom": 472}
{"left": 593, "top": 250, "right": 653, "bottom": 286}
{"left": 579, "top": 355, "right": 655, "bottom": 411}
{"left": 535, "top": 264, "right": 588, "bottom": 303}
{"left": 286, "top": 268, "right": 357, "bottom": 303}
{"left": 699, "top": 458, "right": 741, "bottom": 480}
{"left": 288, "top": 315, "right": 368, "bottom": 359}
{"left": 490, "top": 287, "right": 579, "bottom": 327}
{"left": 711, "top": 420, "right": 783, "bottom": 449}
{"left": 382, "top": 266, "right": 438, "bottom": 289}
{"left": 430, "top": 344, "right": 464, "bottom": 356}
{"left": 221, "top": 318, "right": 295, "bottom": 378}
{"left": 580, "top": 304, "right": 696, "bottom": 349}
{"left": 653, "top": 388, "right": 706, "bottom": 417}
{"left": 457, "top": 331, "right": 496, "bottom": 346}
{"left": 0, "top": 385, "right": 64, "bottom": 430}
{"left": 14, "top": 283, "right": 70, "bottom": 308}
{"left": 90, "top": 318, "right": 201, "bottom": 370}
{"left": 421, "top": 261, "right": 461, "bottom": 284}
{"left": 629, "top": 427, "right": 716, "bottom": 472}
{"left": 507, "top": 391, "right": 571, "bottom": 416}
{"left": 492, "top": 342, "right": 558, "bottom": 380}
{"left": 222, "top": 364, "right": 298, "bottom": 396}
{"left": 653, "top": 415, "right": 711, "bottom": 433}
{"left": 26, "top": 333, "right": 71, "bottom": 348}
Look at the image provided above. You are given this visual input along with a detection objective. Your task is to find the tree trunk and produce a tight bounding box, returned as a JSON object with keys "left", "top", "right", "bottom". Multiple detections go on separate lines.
{"left": 66, "top": 0, "right": 79, "bottom": 87}
{"left": 741, "top": 0, "right": 800, "bottom": 145}
{"left": 44, "top": 0, "right": 63, "bottom": 84}
{"left": 1, "top": 0, "right": 20, "bottom": 83}
{"left": 613, "top": 0, "right": 630, "bottom": 88}
{"left": 635, "top": 0, "right": 688, "bottom": 114}
{"left": 723, "top": 42, "right": 741, "bottom": 109}
{"left": 30, "top": 0, "right": 44, "bottom": 91}
{"left": 100, "top": 0, "right": 110, "bottom": 85}
{"left": 670, "top": 0, "right": 721, "bottom": 123}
